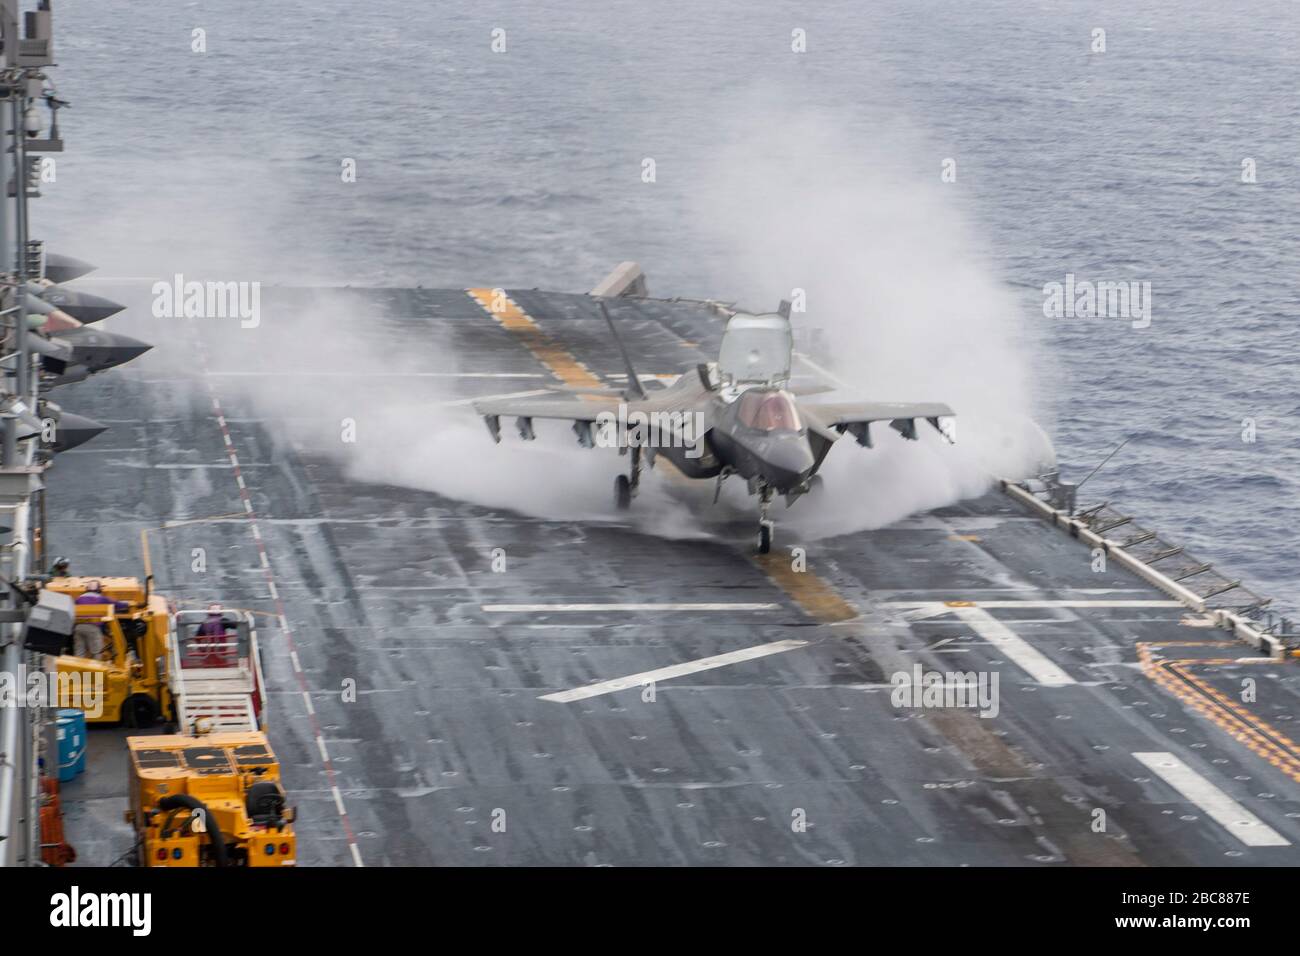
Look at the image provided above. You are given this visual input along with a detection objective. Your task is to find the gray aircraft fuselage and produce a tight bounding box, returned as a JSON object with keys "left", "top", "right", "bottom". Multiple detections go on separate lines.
{"left": 625, "top": 376, "right": 832, "bottom": 498}
{"left": 656, "top": 389, "right": 822, "bottom": 495}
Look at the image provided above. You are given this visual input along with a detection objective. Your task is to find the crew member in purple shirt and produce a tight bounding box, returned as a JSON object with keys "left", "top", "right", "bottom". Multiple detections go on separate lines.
{"left": 193, "top": 604, "right": 234, "bottom": 666}
{"left": 71, "top": 581, "right": 129, "bottom": 657}
{"left": 75, "top": 580, "right": 130, "bottom": 614}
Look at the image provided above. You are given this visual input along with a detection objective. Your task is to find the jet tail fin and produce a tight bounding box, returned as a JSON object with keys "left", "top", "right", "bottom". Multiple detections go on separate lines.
{"left": 598, "top": 299, "right": 647, "bottom": 401}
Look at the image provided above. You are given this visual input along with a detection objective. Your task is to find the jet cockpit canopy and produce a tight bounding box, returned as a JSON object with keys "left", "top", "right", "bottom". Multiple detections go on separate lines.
{"left": 737, "top": 389, "right": 803, "bottom": 432}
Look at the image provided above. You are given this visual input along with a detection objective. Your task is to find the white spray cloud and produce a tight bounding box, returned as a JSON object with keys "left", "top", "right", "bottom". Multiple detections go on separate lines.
{"left": 681, "top": 93, "right": 1055, "bottom": 535}
{"left": 190, "top": 288, "right": 718, "bottom": 539}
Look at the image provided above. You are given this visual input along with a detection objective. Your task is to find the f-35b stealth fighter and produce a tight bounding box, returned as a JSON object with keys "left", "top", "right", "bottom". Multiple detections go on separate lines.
{"left": 475, "top": 277, "right": 954, "bottom": 552}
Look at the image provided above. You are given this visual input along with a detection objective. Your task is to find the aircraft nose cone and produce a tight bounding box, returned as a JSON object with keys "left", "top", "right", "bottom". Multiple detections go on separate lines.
{"left": 50, "top": 412, "right": 109, "bottom": 452}
{"left": 35, "top": 288, "right": 126, "bottom": 324}
{"left": 42, "top": 253, "right": 97, "bottom": 284}
{"left": 761, "top": 437, "right": 816, "bottom": 491}
{"left": 53, "top": 327, "right": 154, "bottom": 371}
{"left": 110, "top": 337, "right": 154, "bottom": 364}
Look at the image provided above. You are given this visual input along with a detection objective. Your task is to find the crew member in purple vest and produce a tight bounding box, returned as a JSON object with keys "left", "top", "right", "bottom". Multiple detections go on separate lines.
{"left": 75, "top": 580, "right": 130, "bottom": 614}
{"left": 194, "top": 603, "right": 233, "bottom": 666}
{"left": 72, "top": 581, "right": 129, "bottom": 657}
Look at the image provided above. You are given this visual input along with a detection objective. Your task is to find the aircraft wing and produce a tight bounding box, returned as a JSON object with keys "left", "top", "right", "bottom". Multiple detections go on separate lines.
{"left": 472, "top": 393, "right": 625, "bottom": 445}
{"left": 474, "top": 395, "right": 620, "bottom": 422}
{"left": 800, "top": 401, "right": 955, "bottom": 445}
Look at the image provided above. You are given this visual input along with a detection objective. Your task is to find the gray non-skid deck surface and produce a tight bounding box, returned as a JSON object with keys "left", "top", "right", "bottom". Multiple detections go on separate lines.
{"left": 49, "top": 286, "right": 1300, "bottom": 866}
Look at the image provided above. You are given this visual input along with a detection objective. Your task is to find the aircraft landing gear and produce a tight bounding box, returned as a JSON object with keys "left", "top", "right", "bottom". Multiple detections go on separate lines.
{"left": 615, "top": 446, "right": 642, "bottom": 510}
{"left": 757, "top": 484, "right": 774, "bottom": 554}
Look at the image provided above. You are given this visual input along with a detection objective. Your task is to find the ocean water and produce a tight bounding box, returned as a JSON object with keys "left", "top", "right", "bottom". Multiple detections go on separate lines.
{"left": 41, "top": 1, "right": 1299, "bottom": 610}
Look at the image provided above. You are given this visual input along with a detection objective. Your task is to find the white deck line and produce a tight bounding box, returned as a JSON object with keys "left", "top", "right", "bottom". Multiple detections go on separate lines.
{"left": 540, "top": 639, "right": 810, "bottom": 703}
{"left": 1134, "top": 752, "right": 1290, "bottom": 847}
{"left": 949, "top": 605, "right": 1076, "bottom": 686}
{"left": 885, "top": 600, "right": 1184, "bottom": 609}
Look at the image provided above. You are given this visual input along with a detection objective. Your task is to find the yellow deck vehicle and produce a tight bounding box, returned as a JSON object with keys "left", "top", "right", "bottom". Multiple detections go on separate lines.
{"left": 127, "top": 731, "right": 296, "bottom": 867}
{"left": 46, "top": 576, "right": 173, "bottom": 727}
{"left": 46, "top": 577, "right": 266, "bottom": 731}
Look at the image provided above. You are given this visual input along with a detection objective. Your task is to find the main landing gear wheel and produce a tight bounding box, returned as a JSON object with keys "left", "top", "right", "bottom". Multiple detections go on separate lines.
{"left": 758, "top": 520, "right": 774, "bottom": 554}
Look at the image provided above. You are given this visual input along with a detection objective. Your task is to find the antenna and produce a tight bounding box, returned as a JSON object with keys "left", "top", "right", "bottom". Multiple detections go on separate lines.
{"left": 1075, "top": 437, "right": 1130, "bottom": 494}
{"left": 597, "top": 299, "right": 646, "bottom": 401}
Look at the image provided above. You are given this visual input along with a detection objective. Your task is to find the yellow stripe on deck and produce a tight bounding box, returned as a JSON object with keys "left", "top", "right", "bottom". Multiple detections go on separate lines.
{"left": 467, "top": 288, "right": 604, "bottom": 390}
{"left": 752, "top": 552, "right": 859, "bottom": 624}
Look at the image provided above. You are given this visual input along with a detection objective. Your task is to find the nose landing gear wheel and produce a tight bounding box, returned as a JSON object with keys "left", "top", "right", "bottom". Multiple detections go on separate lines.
{"left": 615, "top": 445, "right": 641, "bottom": 510}
{"left": 756, "top": 482, "right": 775, "bottom": 553}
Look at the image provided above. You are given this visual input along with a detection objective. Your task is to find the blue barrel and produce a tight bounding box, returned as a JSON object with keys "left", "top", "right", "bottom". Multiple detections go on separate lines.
{"left": 56, "top": 708, "right": 87, "bottom": 782}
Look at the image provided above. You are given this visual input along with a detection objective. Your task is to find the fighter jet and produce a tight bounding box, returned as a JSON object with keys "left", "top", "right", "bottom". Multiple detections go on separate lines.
{"left": 14, "top": 250, "right": 153, "bottom": 385}
{"left": 475, "top": 294, "right": 954, "bottom": 552}
{"left": 26, "top": 400, "right": 108, "bottom": 453}
{"left": 42, "top": 252, "right": 97, "bottom": 284}
{"left": 27, "top": 282, "right": 127, "bottom": 325}
{"left": 41, "top": 326, "right": 152, "bottom": 385}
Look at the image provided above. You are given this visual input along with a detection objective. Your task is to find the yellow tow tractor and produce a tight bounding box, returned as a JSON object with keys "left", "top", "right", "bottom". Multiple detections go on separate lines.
{"left": 125, "top": 608, "right": 292, "bottom": 867}
{"left": 127, "top": 730, "right": 296, "bottom": 867}
{"left": 46, "top": 576, "right": 174, "bottom": 727}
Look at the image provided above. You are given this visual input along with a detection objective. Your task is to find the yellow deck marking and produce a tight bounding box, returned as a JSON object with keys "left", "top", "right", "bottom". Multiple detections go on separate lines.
{"left": 752, "top": 553, "right": 858, "bottom": 623}
{"left": 467, "top": 288, "right": 604, "bottom": 389}
{"left": 944, "top": 600, "right": 976, "bottom": 607}
{"left": 139, "top": 527, "right": 152, "bottom": 580}
{"left": 948, "top": 534, "right": 980, "bottom": 542}
{"left": 1138, "top": 642, "right": 1300, "bottom": 784}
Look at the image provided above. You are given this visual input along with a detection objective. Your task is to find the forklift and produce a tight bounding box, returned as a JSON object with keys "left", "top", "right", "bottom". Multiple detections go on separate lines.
{"left": 45, "top": 576, "right": 174, "bottom": 727}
